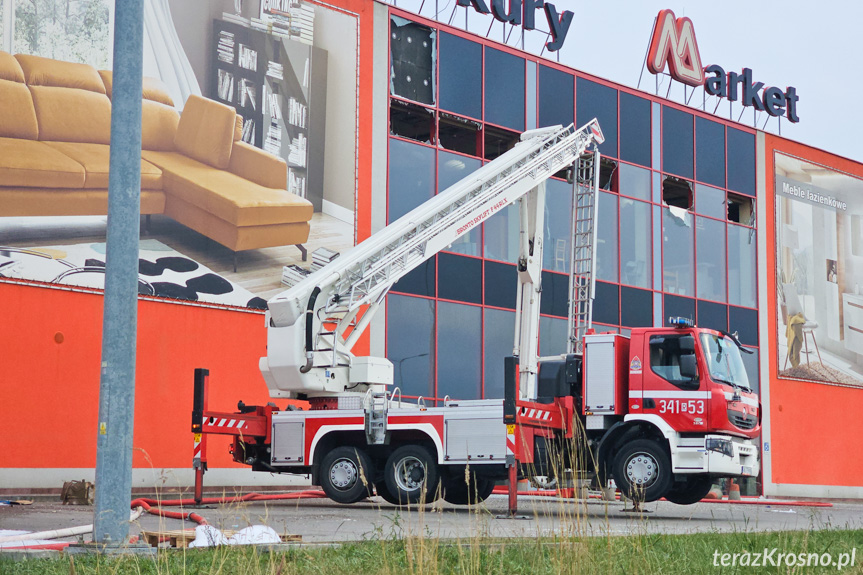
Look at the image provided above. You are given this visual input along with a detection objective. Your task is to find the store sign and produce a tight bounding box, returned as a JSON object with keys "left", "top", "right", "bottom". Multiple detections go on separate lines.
{"left": 457, "top": 0, "right": 573, "bottom": 52}
{"left": 647, "top": 9, "right": 800, "bottom": 123}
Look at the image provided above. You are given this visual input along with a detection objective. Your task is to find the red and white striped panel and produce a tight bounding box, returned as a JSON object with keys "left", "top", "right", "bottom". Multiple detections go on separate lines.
{"left": 209, "top": 418, "right": 247, "bottom": 430}
{"left": 519, "top": 407, "right": 552, "bottom": 421}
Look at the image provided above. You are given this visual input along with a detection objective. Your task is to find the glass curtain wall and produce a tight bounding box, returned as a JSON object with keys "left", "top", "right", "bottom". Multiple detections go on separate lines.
{"left": 386, "top": 11, "right": 759, "bottom": 402}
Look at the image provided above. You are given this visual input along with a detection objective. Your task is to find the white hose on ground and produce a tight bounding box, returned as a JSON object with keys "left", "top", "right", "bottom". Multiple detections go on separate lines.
{"left": 0, "top": 506, "right": 144, "bottom": 543}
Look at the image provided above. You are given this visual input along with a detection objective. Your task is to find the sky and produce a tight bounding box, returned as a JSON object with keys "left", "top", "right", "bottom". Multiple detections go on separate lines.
{"left": 394, "top": 0, "right": 863, "bottom": 163}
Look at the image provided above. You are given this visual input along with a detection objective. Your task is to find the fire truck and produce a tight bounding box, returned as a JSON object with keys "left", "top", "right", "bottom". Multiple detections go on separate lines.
{"left": 192, "top": 120, "right": 760, "bottom": 511}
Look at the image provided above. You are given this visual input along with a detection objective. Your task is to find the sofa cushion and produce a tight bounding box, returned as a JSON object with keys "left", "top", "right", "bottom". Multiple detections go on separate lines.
{"left": 229, "top": 141, "right": 288, "bottom": 190}
{"left": 0, "top": 188, "right": 166, "bottom": 216}
{"left": 173, "top": 94, "right": 235, "bottom": 170}
{"left": 0, "top": 79, "right": 39, "bottom": 139}
{"left": 0, "top": 137, "right": 86, "bottom": 188}
{"left": 16, "top": 54, "right": 106, "bottom": 93}
{"left": 234, "top": 115, "right": 243, "bottom": 141}
{"left": 0, "top": 51, "right": 25, "bottom": 83}
{"left": 30, "top": 86, "right": 112, "bottom": 144}
{"left": 142, "top": 100, "right": 180, "bottom": 151}
{"left": 142, "top": 151, "right": 313, "bottom": 227}
{"left": 99, "top": 70, "right": 175, "bottom": 107}
{"left": 44, "top": 142, "right": 163, "bottom": 190}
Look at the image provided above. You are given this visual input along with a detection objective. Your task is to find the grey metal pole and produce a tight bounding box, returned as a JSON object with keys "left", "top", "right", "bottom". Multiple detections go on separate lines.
{"left": 92, "top": 0, "right": 144, "bottom": 546}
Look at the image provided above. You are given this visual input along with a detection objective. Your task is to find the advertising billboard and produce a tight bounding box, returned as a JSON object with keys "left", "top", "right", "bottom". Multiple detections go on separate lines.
{"left": 775, "top": 152, "right": 863, "bottom": 387}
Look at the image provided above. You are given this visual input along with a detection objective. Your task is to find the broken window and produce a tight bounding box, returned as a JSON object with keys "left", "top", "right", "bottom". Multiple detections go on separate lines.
{"left": 662, "top": 176, "right": 693, "bottom": 210}
{"left": 390, "top": 16, "right": 435, "bottom": 105}
{"left": 439, "top": 113, "right": 481, "bottom": 156}
{"left": 727, "top": 192, "right": 754, "bottom": 225}
{"left": 390, "top": 100, "right": 434, "bottom": 144}
{"left": 484, "top": 125, "right": 519, "bottom": 161}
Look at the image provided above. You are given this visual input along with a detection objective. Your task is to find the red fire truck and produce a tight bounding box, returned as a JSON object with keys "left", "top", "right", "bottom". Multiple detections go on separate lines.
{"left": 192, "top": 120, "right": 760, "bottom": 510}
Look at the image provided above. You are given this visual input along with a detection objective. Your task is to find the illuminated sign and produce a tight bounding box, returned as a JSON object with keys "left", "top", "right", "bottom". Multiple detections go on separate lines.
{"left": 457, "top": 0, "right": 573, "bottom": 52}
{"left": 646, "top": 9, "right": 799, "bottom": 123}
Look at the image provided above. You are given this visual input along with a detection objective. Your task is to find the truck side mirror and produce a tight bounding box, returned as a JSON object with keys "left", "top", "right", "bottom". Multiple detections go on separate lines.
{"left": 679, "top": 353, "right": 698, "bottom": 379}
{"left": 679, "top": 335, "right": 695, "bottom": 352}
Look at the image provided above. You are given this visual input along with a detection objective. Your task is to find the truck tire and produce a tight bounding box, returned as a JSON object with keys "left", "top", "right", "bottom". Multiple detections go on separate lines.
{"left": 612, "top": 439, "right": 672, "bottom": 503}
{"left": 384, "top": 445, "right": 440, "bottom": 505}
{"left": 664, "top": 476, "right": 713, "bottom": 505}
{"left": 375, "top": 480, "right": 401, "bottom": 505}
{"left": 442, "top": 473, "right": 494, "bottom": 505}
{"left": 320, "top": 446, "right": 374, "bottom": 504}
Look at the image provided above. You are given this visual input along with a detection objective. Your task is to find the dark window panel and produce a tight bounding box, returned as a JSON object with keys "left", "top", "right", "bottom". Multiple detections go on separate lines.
{"left": 485, "top": 260, "right": 518, "bottom": 309}
{"left": 484, "top": 125, "right": 519, "bottom": 161}
{"left": 484, "top": 308, "right": 516, "bottom": 398}
{"left": 619, "top": 92, "right": 651, "bottom": 167}
{"left": 538, "top": 65, "right": 573, "bottom": 128}
{"left": 438, "top": 113, "right": 481, "bottom": 156}
{"left": 593, "top": 281, "right": 620, "bottom": 326}
{"left": 392, "top": 257, "right": 435, "bottom": 297}
{"left": 662, "top": 106, "right": 693, "bottom": 179}
{"left": 388, "top": 138, "right": 435, "bottom": 223}
{"left": 438, "top": 253, "right": 482, "bottom": 304}
{"left": 697, "top": 299, "right": 728, "bottom": 333}
{"left": 695, "top": 117, "right": 725, "bottom": 187}
{"left": 577, "top": 77, "right": 617, "bottom": 158}
{"left": 729, "top": 305, "right": 758, "bottom": 346}
{"left": 485, "top": 47, "right": 525, "bottom": 132}
{"left": 664, "top": 294, "right": 695, "bottom": 326}
{"left": 390, "top": 17, "right": 435, "bottom": 105}
{"left": 437, "top": 302, "right": 482, "bottom": 400}
{"left": 741, "top": 348, "right": 759, "bottom": 395}
{"left": 438, "top": 32, "right": 481, "bottom": 119}
{"left": 727, "top": 128, "right": 756, "bottom": 196}
{"left": 620, "top": 286, "right": 652, "bottom": 327}
{"left": 387, "top": 294, "right": 435, "bottom": 397}
{"left": 540, "top": 271, "right": 570, "bottom": 317}
{"left": 390, "top": 100, "right": 435, "bottom": 142}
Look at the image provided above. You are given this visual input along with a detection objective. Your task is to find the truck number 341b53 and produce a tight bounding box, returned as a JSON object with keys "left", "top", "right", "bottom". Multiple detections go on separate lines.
{"left": 658, "top": 399, "right": 705, "bottom": 415}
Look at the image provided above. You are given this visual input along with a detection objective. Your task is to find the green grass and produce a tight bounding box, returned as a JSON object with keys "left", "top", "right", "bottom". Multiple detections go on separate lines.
{"left": 2, "top": 529, "right": 862, "bottom": 575}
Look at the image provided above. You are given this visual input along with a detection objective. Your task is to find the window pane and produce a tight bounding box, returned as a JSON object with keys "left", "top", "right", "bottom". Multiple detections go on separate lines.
{"left": 727, "top": 128, "right": 755, "bottom": 196}
{"left": 485, "top": 47, "right": 524, "bottom": 131}
{"left": 14, "top": 0, "right": 111, "bottom": 67}
{"left": 438, "top": 253, "right": 481, "bottom": 304}
{"left": 543, "top": 179, "right": 573, "bottom": 273}
{"left": 388, "top": 138, "right": 434, "bottom": 223}
{"left": 728, "top": 224, "right": 757, "bottom": 308}
{"left": 620, "top": 198, "right": 651, "bottom": 288}
{"left": 697, "top": 299, "right": 728, "bottom": 333}
{"left": 390, "top": 17, "right": 435, "bottom": 105}
{"left": 388, "top": 294, "right": 435, "bottom": 397}
{"left": 484, "top": 203, "right": 520, "bottom": 263}
{"left": 484, "top": 308, "right": 515, "bottom": 398}
{"left": 540, "top": 271, "right": 569, "bottom": 317}
{"left": 437, "top": 302, "right": 481, "bottom": 400}
{"left": 596, "top": 191, "right": 618, "bottom": 282}
{"left": 621, "top": 286, "right": 652, "bottom": 327}
{"left": 439, "top": 32, "right": 481, "bottom": 118}
{"left": 662, "top": 106, "right": 693, "bottom": 179}
{"left": 439, "top": 151, "right": 481, "bottom": 255}
{"left": 392, "top": 258, "right": 435, "bottom": 297}
{"left": 593, "top": 281, "right": 619, "bottom": 326}
{"left": 663, "top": 207, "right": 694, "bottom": 297}
{"left": 696, "top": 117, "right": 725, "bottom": 187}
{"left": 577, "top": 77, "right": 617, "bottom": 158}
{"left": 729, "top": 305, "right": 758, "bottom": 346}
{"left": 619, "top": 162, "right": 651, "bottom": 201}
{"left": 619, "top": 92, "right": 650, "bottom": 167}
{"left": 538, "top": 65, "right": 573, "bottom": 128}
{"left": 485, "top": 261, "right": 517, "bottom": 309}
{"left": 539, "top": 315, "right": 568, "bottom": 357}
{"left": 526, "top": 60, "right": 537, "bottom": 130}
{"left": 695, "top": 184, "right": 726, "bottom": 220}
{"left": 741, "top": 348, "right": 760, "bottom": 394}
{"left": 696, "top": 216, "right": 726, "bottom": 302}
{"left": 664, "top": 294, "right": 695, "bottom": 326}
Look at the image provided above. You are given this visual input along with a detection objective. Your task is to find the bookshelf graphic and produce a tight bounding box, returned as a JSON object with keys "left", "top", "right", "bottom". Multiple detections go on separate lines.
{"left": 211, "top": 8, "right": 327, "bottom": 209}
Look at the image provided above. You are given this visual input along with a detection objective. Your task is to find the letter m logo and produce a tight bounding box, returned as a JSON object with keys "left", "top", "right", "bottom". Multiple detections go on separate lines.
{"left": 647, "top": 9, "right": 704, "bottom": 87}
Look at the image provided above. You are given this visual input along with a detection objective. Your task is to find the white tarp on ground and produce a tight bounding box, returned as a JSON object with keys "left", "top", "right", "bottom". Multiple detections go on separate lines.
{"left": 187, "top": 525, "right": 281, "bottom": 548}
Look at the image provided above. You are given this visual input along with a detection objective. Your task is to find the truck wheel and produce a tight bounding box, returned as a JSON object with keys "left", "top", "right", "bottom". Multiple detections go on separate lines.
{"left": 374, "top": 480, "right": 401, "bottom": 505}
{"left": 664, "top": 476, "right": 713, "bottom": 505}
{"left": 612, "top": 439, "right": 672, "bottom": 503}
{"left": 384, "top": 445, "right": 440, "bottom": 505}
{"left": 320, "top": 446, "right": 374, "bottom": 504}
{"left": 442, "top": 473, "right": 494, "bottom": 505}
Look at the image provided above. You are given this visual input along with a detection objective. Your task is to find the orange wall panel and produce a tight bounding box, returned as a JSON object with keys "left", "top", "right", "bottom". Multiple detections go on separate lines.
{"left": 764, "top": 135, "right": 863, "bottom": 487}
{"left": 0, "top": 281, "right": 271, "bottom": 471}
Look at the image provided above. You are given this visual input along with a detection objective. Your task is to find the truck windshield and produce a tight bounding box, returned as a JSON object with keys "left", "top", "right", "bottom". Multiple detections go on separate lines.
{"left": 699, "top": 334, "right": 751, "bottom": 390}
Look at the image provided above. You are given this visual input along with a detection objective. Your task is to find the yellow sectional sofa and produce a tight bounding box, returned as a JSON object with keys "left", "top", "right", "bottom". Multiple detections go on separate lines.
{"left": 0, "top": 51, "right": 313, "bottom": 262}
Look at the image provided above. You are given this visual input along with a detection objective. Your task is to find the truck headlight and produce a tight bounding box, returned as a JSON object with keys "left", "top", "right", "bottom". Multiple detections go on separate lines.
{"left": 706, "top": 438, "right": 734, "bottom": 458}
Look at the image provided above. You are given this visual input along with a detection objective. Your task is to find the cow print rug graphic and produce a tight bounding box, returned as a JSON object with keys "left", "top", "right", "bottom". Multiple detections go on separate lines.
{"left": 0, "top": 239, "right": 267, "bottom": 309}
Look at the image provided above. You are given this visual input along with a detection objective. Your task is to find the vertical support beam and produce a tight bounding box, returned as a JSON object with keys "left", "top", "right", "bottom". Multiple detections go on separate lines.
{"left": 92, "top": 0, "right": 144, "bottom": 546}
{"left": 192, "top": 369, "right": 210, "bottom": 505}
